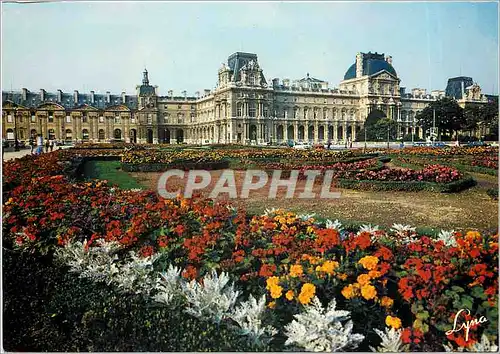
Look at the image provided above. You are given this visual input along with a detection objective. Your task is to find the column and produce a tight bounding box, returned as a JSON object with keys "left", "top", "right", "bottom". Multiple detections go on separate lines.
{"left": 333, "top": 123, "right": 338, "bottom": 142}
{"left": 314, "top": 121, "right": 319, "bottom": 143}
{"left": 343, "top": 122, "right": 347, "bottom": 142}
{"left": 352, "top": 124, "right": 357, "bottom": 142}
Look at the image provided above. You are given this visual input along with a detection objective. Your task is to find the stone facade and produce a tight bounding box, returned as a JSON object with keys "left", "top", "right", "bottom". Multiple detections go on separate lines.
{"left": 1, "top": 51, "right": 492, "bottom": 144}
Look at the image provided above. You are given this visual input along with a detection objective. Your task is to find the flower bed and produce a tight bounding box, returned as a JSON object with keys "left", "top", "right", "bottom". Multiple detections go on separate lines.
{"left": 393, "top": 146, "right": 498, "bottom": 156}
{"left": 3, "top": 150, "right": 498, "bottom": 352}
{"left": 392, "top": 155, "right": 498, "bottom": 176}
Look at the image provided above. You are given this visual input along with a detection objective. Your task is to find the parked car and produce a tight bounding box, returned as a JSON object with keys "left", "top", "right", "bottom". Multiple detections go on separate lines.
{"left": 292, "top": 141, "right": 312, "bottom": 150}
{"left": 465, "top": 141, "right": 489, "bottom": 147}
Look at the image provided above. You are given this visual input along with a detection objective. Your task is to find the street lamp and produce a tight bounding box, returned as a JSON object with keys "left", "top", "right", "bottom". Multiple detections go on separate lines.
{"left": 387, "top": 122, "right": 390, "bottom": 149}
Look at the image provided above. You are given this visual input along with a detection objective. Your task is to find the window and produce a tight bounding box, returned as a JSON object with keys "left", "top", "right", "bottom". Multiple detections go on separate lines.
{"left": 65, "top": 129, "right": 73, "bottom": 141}
{"left": 147, "top": 114, "right": 152, "bottom": 124}
{"left": 131, "top": 116, "right": 136, "bottom": 123}
{"left": 237, "top": 103, "right": 243, "bottom": 117}
{"left": 32, "top": 115, "right": 36, "bottom": 123}
{"left": 48, "top": 129, "right": 56, "bottom": 140}
{"left": 294, "top": 107, "right": 298, "bottom": 118}
{"left": 249, "top": 103, "right": 256, "bottom": 117}
{"left": 303, "top": 108, "right": 307, "bottom": 119}
{"left": 177, "top": 113, "right": 183, "bottom": 124}
{"left": 98, "top": 129, "right": 105, "bottom": 141}
{"left": 82, "top": 129, "right": 89, "bottom": 141}
{"left": 7, "top": 115, "right": 12, "bottom": 123}
{"left": 114, "top": 129, "right": 122, "bottom": 140}
{"left": 66, "top": 116, "right": 71, "bottom": 123}
{"left": 114, "top": 115, "right": 121, "bottom": 124}
{"left": 48, "top": 115, "right": 54, "bottom": 123}
{"left": 191, "top": 113, "right": 195, "bottom": 122}
{"left": 99, "top": 116, "right": 104, "bottom": 123}
{"left": 249, "top": 74, "right": 255, "bottom": 86}
{"left": 178, "top": 104, "right": 182, "bottom": 109}
{"left": 323, "top": 109, "right": 327, "bottom": 120}
{"left": 313, "top": 110, "right": 317, "bottom": 119}
{"left": 82, "top": 115, "right": 88, "bottom": 123}
{"left": 263, "top": 106, "right": 268, "bottom": 117}
{"left": 6, "top": 129, "right": 14, "bottom": 140}
{"left": 164, "top": 114, "right": 169, "bottom": 123}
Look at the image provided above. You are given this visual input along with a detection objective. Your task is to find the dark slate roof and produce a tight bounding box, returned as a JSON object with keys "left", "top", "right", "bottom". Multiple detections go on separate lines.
{"left": 139, "top": 85, "right": 156, "bottom": 96}
{"left": 445, "top": 77, "right": 474, "bottom": 99}
{"left": 2, "top": 90, "right": 138, "bottom": 110}
{"left": 297, "top": 74, "right": 326, "bottom": 84}
{"left": 344, "top": 53, "right": 397, "bottom": 80}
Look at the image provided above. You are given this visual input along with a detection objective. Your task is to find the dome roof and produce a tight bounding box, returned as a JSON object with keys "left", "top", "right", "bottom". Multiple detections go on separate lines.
{"left": 343, "top": 55, "right": 397, "bottom": 80}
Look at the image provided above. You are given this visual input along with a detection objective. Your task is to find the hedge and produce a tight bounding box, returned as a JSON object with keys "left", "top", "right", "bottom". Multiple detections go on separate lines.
{"left": 121, "top": 160, "right": 230, "bottom": 172}
{"left": 335, "top": 175, "right": 476, "bottom": 193}
{"left": 487, "top": 188, "right": 499, "bottom": 201}
{"left": 2, "top": 249, "right": 260, "bottom": 352}
{"left": 389, "top": 156, "right": 498, "bottom": 176}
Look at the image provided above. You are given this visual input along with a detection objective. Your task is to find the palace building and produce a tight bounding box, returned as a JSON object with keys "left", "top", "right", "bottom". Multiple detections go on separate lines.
{"left": 1, "top": 51, "right": 492, "bottom": 144}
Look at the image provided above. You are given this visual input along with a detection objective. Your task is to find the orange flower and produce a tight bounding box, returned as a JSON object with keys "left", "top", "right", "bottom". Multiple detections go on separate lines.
{"left": 380, "top": 296, "right": 394, "bottom": 308}
{"left": 368, "top": 270, "right": 382, "bottom": 278}
{"left": 269, "top": 284, "right": 283, "bottom": 299}
{"left": 359, "top": 256, "right": 379, "bottom": 270}
{"left": 357, "top": 274, "right": 371, "bottom": 285}
{"left": 337, "top": 273, "right": 348, "bottom": 281}
{"left": 342, "top": 284, "right": 356, "bottom": 299}
{"left": 267, "top": 301, "right": 276, "bottom": 309}
{"left": 320, "top": 260, "right": 339, "bottom": 275}
{"left": 290, "top": 264, "right": 304, "bottom": 278}
{"left": 286, "top": 290, "right": 294, "bottom": 301}
{"left": 361, "top": 284, "right": 377, "bottom": 300}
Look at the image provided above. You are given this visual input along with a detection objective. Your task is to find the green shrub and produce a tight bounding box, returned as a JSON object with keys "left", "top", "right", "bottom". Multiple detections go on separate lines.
{"left": 487, "top": 188, "right": 499, "bottom": 200}
{"left": 335, "top": 176, "right": 476, "bottom": 193}
{"left": 3, "top": 250, "right": 260, "bottom": 352}
{"left": 122, "top": 160, "right": 230, "bottom": 172}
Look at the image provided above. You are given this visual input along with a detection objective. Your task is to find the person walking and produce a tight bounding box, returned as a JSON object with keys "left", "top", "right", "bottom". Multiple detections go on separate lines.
{"left": 29, "top": 137, "right": 35, "bottom": 154}
{"left": 36, "top": 134, "right": 44, "bottom": 155}
{"left": 49, "top": 138, "right": 54, "bottom": 152}
{"left": 44, "top": 137, "right": 50, "bottom": 153}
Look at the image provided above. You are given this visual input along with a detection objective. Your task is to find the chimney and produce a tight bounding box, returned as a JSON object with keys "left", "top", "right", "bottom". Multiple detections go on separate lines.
{"left": 122, "top": 91, "right": 126, "bottom": 104}
{"left": 283, "top": 79, "right": 290, "bottom": 87}
{"left": 461, "top": 81, "right": 465, "bottom": 98}
{"left": 154, "top": 85, "right": 159, "bottom": 95}
{"left": 74, "top": 90, "right": 79, "bottom": 103}
{"left": 22, "top": 88, "right": 28, "bottom": 101}
{"left": 106, "top": 91, "right": 111, "bottom": 103}
{"left": 90, "top": 91, "right": 95, "bottom": 104}
{"left": 385, "top": 55, "right": 393, "bottom": 65}
{"left": 40, "top": 89, "right": 46, "bottom": 101}
{"left": 356, "top": 52, "right": 364, "bottom": 78}
{"left": 57, "top": 89, "right": 62, "bottom": 102}
{"left": 400, "top": 87, "right": 406, "bottom": 96}
{"left": 168, "top": 90, "right": 173, "bottom": 98}
{"left": 182, "top": 90, "right": 187, "bottom": 100}
{"left": 272, "top": 78, "right": 280, "bottom": 87}
{"left": 204, "top": 89, "right": 211, "bottom": 96}
{"left": 195, "top": 91, "right": 200, "bottom": 98}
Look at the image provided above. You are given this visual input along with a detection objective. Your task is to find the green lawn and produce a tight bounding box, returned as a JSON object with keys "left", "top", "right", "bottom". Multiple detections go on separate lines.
{"left": 83, "top": 160, "right": 144, "bottom": 190}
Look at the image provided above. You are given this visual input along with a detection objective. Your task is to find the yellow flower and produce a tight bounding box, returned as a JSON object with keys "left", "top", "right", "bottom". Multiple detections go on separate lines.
{"left": 360, "top": 284, "right": 377, "bottom": 300}
{"left": 380, "top": 296, "right": 394, "bottom": 308}
{"left": 358, "top": 256, "right": 379, "bottom": 270}
{"left": 266, "top": 276, "right": 280, "bottom": 290}
{"left": 269, "top": 284, "right": 283, "bottom": 299}
{"left": 385, "top": 315, "right": 402, "bottom": 329}
{"left": 357, "top": 274, "right": 371, "bottom": 286}
{"left": 267, "top": 301, "right": 276, "bottom": 309}
{"left": 341, "top": 284, "right": 356, "bottom": 299}
{"left": 320, "top": 260, "right": 339, "bottom": 275}
{"left": 466, "top": 231, "right": 481, "bottom": 241}
{"left": 290, "top": 264, "right": 304, "bottom": 278}
{"left": 368, "top": 270, "right": 382, "bottom": 279}
{"left": 298, "top": 283, "right": 316, "bottom": 305}
{"left": 286, "top": 290, "right": 294, "bottom": 301}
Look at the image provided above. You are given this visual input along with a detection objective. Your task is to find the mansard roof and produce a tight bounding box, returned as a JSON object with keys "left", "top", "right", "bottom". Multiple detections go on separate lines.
{"left": 2, "top": 90, "right": 138, "bottom": 110}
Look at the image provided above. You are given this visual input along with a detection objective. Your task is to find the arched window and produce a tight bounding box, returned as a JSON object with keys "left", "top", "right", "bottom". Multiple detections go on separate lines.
{"left": 82, "top": 129, "right": 89, "bottom": 141}
{"left": 114, "top": 128, "right": 122, "bottom": 140}
{"left": 6, "top": 128, "right": 14, "bottom": 140}
{"left": 65, "top": 129, "right": 72, "bottom": 141}
{"left": 294, "top": 107, "right": 299, "bottom": 119}
{"left": 48, "top": 129, "right": 56, "bottom": 140}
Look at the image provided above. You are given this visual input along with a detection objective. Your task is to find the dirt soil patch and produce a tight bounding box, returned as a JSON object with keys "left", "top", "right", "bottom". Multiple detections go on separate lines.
{"left": 129, "top": 169, "right": 498, "bottom": 232}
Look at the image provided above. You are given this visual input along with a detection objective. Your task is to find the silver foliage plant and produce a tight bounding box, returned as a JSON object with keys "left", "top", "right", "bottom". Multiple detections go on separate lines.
{"left": 325, "top": 219, "right": 343, "bottom": 231}
{"left": 113, "top": 251, "right": 161, "bottom": 295}
{"left": 370, "top": 327, "right": 409, "bottom": 352}
{"left": 153, "top": 264, "right": 183, "bottom": 306}
{"left": 284, "top": 296, "right": 364, "bottom": 352}
{"left": 435, "top": 229, "right": 457, "bottom": 247}
{"left": 443, "top": 334, "right": 498, "bottom": 352}
{"left": 229, "top": 294, "right": 278, "bottom": 346}
{"left": 182, "top": 269, "right": 240, "bottom": 324}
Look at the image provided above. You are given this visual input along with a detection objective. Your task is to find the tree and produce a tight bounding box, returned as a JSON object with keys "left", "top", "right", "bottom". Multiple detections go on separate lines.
{"left": 357, "top": 109, "right": 394, "bottom": 142}
{"left": 415, "top": 97, "right": 464, "bottom": 140}
{"left": 462, "top": 105, "right": 482, "bottom": 137}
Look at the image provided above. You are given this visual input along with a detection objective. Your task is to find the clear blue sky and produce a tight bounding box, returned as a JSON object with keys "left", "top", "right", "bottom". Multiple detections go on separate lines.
{"left": 2, "top": 1, "right": 498, "bottom": 96}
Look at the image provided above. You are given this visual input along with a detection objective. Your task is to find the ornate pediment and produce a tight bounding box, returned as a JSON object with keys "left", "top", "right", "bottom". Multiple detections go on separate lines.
{"left": 371, "top": 70, "right": 398, "bottom": 81}
{"left": 37, "top": 102, "right": 65, "bottom": 110}
{"left": 106, "top": 105, "right": 131, "bottom": 112}
{"left": 75, "top": 104, "right": 99, "bottom": 111}
{"left": 3, "top": 100, "right": 17, "bottom": 109}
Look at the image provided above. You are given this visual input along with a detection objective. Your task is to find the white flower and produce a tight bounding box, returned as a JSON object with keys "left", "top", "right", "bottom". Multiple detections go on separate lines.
{"left": 182, "top": 269, "right": 240, "bottom": 324}
{"left": 325, "top": 219, "right": 343, "bottom": 231}
{"left": 298, "top": 213, "right": 316, "bottom": 221}
{"left": 468, "top": 334, "right": 498, "bottom": 352}
{"left": 390, "top": 223, "right": 416, "bottom": 235}
{"left": 284, "top": 296, "right": 364, "bottom": 352}
{"left": 359, "top": 224, "right": 380, "bottom": 234}
{"left": 129, "top": 188, "right": 142, "bottom": 192}
{"left": 113, "top": 251, "right": 161, "bottom": 295}
{"left": 370, "top": 327, "right": 408, "bottom": 352}
{"left": 263, "top": 207, "right": 279, "bottom": 216}
{"left": 230, "top": 294, "right": 277, "bottom": 346}
{"left": 443, "top": 343, "right": 465, "bottom": 352}
{"left": 435, "top": 229, "right": 457, "bottom": 247}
